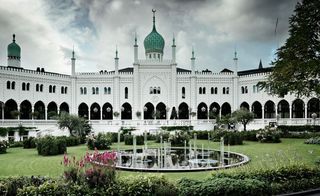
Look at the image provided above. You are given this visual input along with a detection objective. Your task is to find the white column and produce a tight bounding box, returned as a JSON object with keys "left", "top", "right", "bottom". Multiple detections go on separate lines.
{"left": 304, "top": 103, "right": 308, "bottom": 118}
{"left": 289, "top": 105, "right": 292, "bottom": 119}
{"left": 262, "top": 106, "right": 265, "bottom": 119}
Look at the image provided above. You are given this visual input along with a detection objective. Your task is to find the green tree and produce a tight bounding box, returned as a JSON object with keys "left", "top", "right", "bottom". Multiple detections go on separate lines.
{"left": 232, "top": 108, "right": 254, "bottom": 131}
{"left": 57, "top": 112, "right": 91, "bottom": 137}
{"left": 217, "top": 114, "right": 236, "bottom": 130}
{"left": 260, "top": 0, "right": 320, "bottom": 97}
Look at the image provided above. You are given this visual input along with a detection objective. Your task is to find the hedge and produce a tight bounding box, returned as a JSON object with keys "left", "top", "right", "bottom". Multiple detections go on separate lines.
{"left": 278, "top": 125, "right": 320, "bottom": 133}
{"left": 36, "top": 136, "right": 67, "bottom": 156}
{"left": 23, "top": 137, "right": 36, "bottom": 149}
{"left": 87, "top": 133, "right": 112, "bottom": 150}
{"left": 0, "top": 141, "right": 7, "bottom": 154}
{"left": 124, "top": 134, "right": 144, "bottom": 145}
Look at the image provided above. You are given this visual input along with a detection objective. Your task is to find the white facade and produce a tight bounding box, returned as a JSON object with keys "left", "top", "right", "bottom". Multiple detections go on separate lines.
{"left": 1, "top": 13, "right": 319, "bottom": 133}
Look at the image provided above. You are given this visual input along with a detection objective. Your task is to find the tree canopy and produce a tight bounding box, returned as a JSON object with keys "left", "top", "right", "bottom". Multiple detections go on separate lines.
{"left": 260, "top": 0, "right": 320, "bottom": 97}
{"left": 232, "top": 108, "right": 254, "bottom": 131}
{"left": 57, "top": 112, "right": 91, "bottom": 137}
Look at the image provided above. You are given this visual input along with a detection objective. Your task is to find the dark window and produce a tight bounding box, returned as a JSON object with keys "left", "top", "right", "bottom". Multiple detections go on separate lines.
{"left": 150, "top": 87, "right": 153, "bottom": 94}
{"left": 182, "top": 87, "right": 185, "bottom": 99}
{"left": 22, "top": 82, "right": 26, "bottom": 91}
{"left": 36, "top": 84, "right": 39, "bottom": 92}
{"left": 49, "top": 85, "right": 52, "bottom": 93}
{"left": 80, "top": 87, "right": 83, "bottom": 95}
{"left": 108, "top": 87, "right": 111, "bottom": 94}
{"left": 104, "top": 87, "right": 107, "bottom": 94}
{"left": 203, "top": 87, "right": 206, "bottom": 94}
{"left": 199, "top": 87, "right": 202, "bottom": 94}
{"left": 96, "top": 87, "right": 99, "bottom": 95}
{"left": 92, "top": 87, "right": 95, "bottom": 94}
{"left": 27, "top": 83, "right": 30, "bottom": 91}
{"left": 157, "top": 87, "right": 160, "bottom": 94}
{"left": 65, "top": 87, "right": 67, "bottom": 94}
{"left": 84, "top": 87, "right": 87, "bottom": 95}
{"left": 211, "top": 87, "right": 214, "bottom": 94}
{"left": 7, "top": 81, "right": 10, "bottom": 89}
{"left": 40, "top": 84, "right": 43, "bottom": 92}
{"left": 11, "top": 81, "right": 15, "bottom": 89}
{"left": 53, "top": 86, "right": 56, "bottom": 93}
{"left": 61, "top": 86, "right": 64, "bottom": 94}
{"left": 215, "top": 87, "right": 218, "bottom": 94}
{"left": 125, "top": 87, "right": 128, "bottom": 99}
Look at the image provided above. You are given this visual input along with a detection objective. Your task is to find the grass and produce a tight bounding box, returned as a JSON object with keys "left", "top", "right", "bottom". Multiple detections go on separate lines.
{"left": 0, "top": 138, "right": 319, "bottom": 180}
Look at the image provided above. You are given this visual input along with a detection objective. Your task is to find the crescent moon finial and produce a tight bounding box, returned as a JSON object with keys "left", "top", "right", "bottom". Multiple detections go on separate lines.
{"left": 152, "top": 9, "right": 156, "bottom": 13}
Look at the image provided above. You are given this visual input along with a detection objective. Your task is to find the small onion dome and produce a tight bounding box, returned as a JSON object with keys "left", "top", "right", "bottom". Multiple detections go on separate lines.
{"left": 144, "top": 10, "right": 165, "bottom": 54}
{"left": 8, "top": 34, "right": 21, "bottom": 59}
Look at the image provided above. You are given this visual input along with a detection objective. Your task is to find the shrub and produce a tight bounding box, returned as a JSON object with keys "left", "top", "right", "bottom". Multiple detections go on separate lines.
{"left": 23, "top": 137, "right": 36, "bottom": 148}
{"left": 0, "top": 127, "right": 8, "bottom": 137}
{"left": 277, "top": 125, "right": 320, "bottom": 133}
{"left": 169, "top": 131, "right": 190, "bottom": 146}
{"left": 57, "top": 136, "right": 81, "bottom": 147}
{"left": 241, "top": 130, "right": 259, "bottom": 141}
{"left": 106, "top": 132, "right": 124, "bottom": 143}
{"left": 119, "top": 175, "right": 178, "bottom": 196}
{"left": 124, "top": 134, "right": 144, "bottom": 145}
{"left": 211, "top": 129, "right": 243, "bottom": 145}
{"left": 304, "top": 137, "right": 320, "bottom": 144}
{"left": 37, "top": 136, "right": 67, "bottom": 156}
{"left": 87, "top": 133, "right": 112, "bottom": 150}
{"left": 155, "top": 131, "right": 170, "bottom": 143}
{"left": 178, "top": 177, "right": 270, "bottom": 196}
{"left": 9, "top": 141, "right": 23, "bottom": 148}
{"left": 0, "top": 140, "right": 8, "bottom": 154}
{"left": 161, "top": 126, "right": 193, "bottom": 131}
{"left": 191, "top": 130, "right": 211, "bottom": 140}
{"left": 256, "top": 127, "right": 281, "bottom": 143}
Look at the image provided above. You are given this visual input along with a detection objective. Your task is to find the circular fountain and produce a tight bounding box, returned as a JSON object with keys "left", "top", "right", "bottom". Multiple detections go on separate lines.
{"left": 108, "top": 132, "right": 250, "bottom": 172}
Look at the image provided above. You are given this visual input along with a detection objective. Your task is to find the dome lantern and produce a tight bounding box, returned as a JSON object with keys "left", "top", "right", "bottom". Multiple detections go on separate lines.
{"left": 7, "top": 34, "right": 21, "bottom": 67}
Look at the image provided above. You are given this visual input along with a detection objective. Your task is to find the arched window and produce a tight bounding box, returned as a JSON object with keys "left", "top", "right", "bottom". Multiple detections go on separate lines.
{"left": 104, "top": 87, "right": 107, "bottom": 94}
{"left": 61, "top": 86, "right": 64, "bottom": 94}
{"left": 36, "top": 84, "right": 39, "bottom": 92}
{"left": 49, "top": 85, "right": 52, "bottom": 93}
{"left": 40, "top": 84, "right": 43, "bottom": 92}
{"left": 199, "top": 87, "right": 202, "bottom": 94}
{"left": 215, "top": 87, "right": 218, "bottom": 94}
{"left": 125, "top": 87, "right": 128, "bottom": 99}
{"left": 92, "top": 87, "right": 95, "bottom": 94}
{"left": 226, "top": 87, "right": 229, "bottom": 94}
{"left": 241, "top": 86, "right": 244, "bottom": 94}
{"left": 6, "top": 81, "right": 10, "bottom": 89}
{"left": 65, "top": 87, "right": 67, "bottom": 94}
{"left": 223, "top": 87, "right": 226, "bottom": 94}
{"left": 157, "top": 87, "right": 160, "bottom": 94}
{"left": 96, "top": 87, "right": 99, "bottom": 94}
{"left": 153, "top": 87, "right": 157, "bottom": 94}
{"left": 182, "top": 87, "right": 185, "bottom": 99}
{"left": 253, "top": 85, "right": 256, "bottom": 93}
{"left": 11, "top": 81, "right": 15, "bottom": 89}
{"left": 80, "top": 87, "right": 83, "bottom": 95}
{"left": 53, "top": 86, "right": 56, "bottom": 93}
{"left": 150, "top": 87, "right": 153, "bottom": 94}
{"left": 84, "top": 87, "right": 87, "bottom": 95}
{"left": 108, "top": 87, "right": 111, "bottom": 94}
{"left": 211, "top": 87, "right": 214, "bottom": 94}
{"left": 203, "top": 87, "right": 206, "bottom": 94}
{"left": 27, "top": 83, "right": 30, "bottom": 91}
{"left": 245, "top": 86, "right": 248, "bottom": 93}
{"left": 22, "top": 82, "right": 26, "bottom": 91}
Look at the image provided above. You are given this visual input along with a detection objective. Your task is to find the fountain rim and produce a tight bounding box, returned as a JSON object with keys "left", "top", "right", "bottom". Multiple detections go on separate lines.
{"left": 110, "top": 147, "right": 250, "bottom": 173}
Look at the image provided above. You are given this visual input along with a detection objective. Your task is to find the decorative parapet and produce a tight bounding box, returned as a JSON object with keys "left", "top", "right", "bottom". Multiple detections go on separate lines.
{"left": 138, "top": 59, "right": 174, "bottom": 65}
{"left": 0, "top": 65, "right": 70, "bottom": 79}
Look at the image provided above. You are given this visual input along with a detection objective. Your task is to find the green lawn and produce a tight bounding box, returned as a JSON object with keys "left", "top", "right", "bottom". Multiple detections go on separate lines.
{"left": 0, "top": 139, "right": 319, "bottom": 180}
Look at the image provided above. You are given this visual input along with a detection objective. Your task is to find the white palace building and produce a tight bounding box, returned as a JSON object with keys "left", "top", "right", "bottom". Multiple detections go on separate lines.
{"left": 0, "top": 11, "right": 319, "bottom": 134}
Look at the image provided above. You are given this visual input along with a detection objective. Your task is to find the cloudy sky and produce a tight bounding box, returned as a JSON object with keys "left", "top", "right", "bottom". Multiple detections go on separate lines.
{"left": 0, "top": 0, "right": 298, "bottom": 74}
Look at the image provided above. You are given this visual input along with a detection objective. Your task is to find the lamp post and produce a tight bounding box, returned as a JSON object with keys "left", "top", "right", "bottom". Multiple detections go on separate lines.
{"left": 312, "top": 113, "right": 317, "bottom": 135}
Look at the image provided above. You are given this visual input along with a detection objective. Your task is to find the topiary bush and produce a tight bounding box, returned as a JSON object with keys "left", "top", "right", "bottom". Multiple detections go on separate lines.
{"left": 87, "top": 133, "right": 112, "bottom": 150}
{"left": 155, "top": 131, "right": 170, "bottom": 143}
{"left": 256, "top": 127, "right": 281, "bottom": 143}
{"left": 169, "top": 131, "right": 190, "bottom": 146}
{"left": 211, "top": 129, "right": 244, "bottom": 145}
{"left": 304, "top": 137, "right": 320, "bottom": 144}
{"left": 124, "top": 134, "right": 144, "bottom": 145}
{"left": 23, "top": 137, "right": 36, "bottom": 148}
{"left": 241, "top": 130, "right": 259, "bottom": 141}
{"left": 0, "top": 140, "right": 8, "bottom": 154}
{"left": 57, "top": 136, "right": 81, "bottom": 147}
{"left": 36, "top": 136, "right": 67, "bottom": 156}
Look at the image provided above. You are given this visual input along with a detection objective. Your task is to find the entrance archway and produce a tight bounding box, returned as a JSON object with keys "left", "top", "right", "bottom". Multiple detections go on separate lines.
{"left": 47, "top": 101, "right": 58, "bottom": 119}
{"left": 209, "top": 102, "right": 220, "bottom": 119}
{"left": 60, "top": 102, "right": 69, "bottom": 114}
{"left": 34, "top": 101, "right": 45, "bottom": 120}
{"left": 178, "top": 102, "right": 189, "bottom": 119}
{"left": 121, "top": 102, "right": 132, "bottom": 120}
{"left": 144, "top": 102, "right": 154, "bottom": 119}
{"left": 292, "top": 99, "right": 304, "bottom": 118}
{"left": 252, "top": 101, "right": 262, "bottom": 119}
{"left": 221, "top": 102, "right": 231, "bottom": 116}
{"left": 78, "top": 103, "right": 89, "bottom": 119}
{"left": 102, "top": 102, "right": 113, "bottom": 120}
{"left": 90, "top": 103, "right": 101, "bottom": 120}
{"left": 307, "top": 98, "right": 320, "bottom": 118}
{"left": 278, "top": 100, "right": 289, "bottom": 118}
{"left": 197, "top": 102, "right": 208, "bottom": 119}
{"left": 20, "top": 100, "right": 32, "bottom": 119}
{"left": 264, "top": 100, "right": 275, "bottom": 119}
{"left": 156, "top": 102, "right": 166, "bottom": 119}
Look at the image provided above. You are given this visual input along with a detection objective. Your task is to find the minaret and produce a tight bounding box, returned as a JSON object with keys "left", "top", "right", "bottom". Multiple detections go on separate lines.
{"left": 7, "top": 34, "right": 21, "bottom": 68}
{"left": 191, "top": 47, "right": 195, "bottom": 75}
{"left": 134, "top": 32, "right": 138, "bottom": 63}
{"left": 172, "top": 34, "right": 176, "bottom": 63}
{"left": 233, "top": 50, "right": 238, "bottom": 75}
{"left": 115, "top": 46, "right": 119, "bottom": 74}
{"left": 71, "top": 47, "right": 76, "bottom": 76}
{"left": 258, "top": 59, "right": 263, "bottom": 69}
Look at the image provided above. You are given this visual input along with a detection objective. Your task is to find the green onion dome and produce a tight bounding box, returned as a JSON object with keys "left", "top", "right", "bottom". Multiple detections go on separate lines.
{"left": 8, "top": 34, "right": 21, "bottom": 59}
{"left": 144, "top": 10, "right": 165, "bottom": 54}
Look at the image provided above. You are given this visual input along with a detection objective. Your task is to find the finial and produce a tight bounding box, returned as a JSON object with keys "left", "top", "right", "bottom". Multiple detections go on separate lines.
{"left": 172, "top": 33, "right": 175, "bottom": 46}
{"left": 233, "top": 48, "right": 238, "bottom": 61}
{"left": 259, "top": 59, "right": 263, "bottom": 69}
{"left": 191, "top": 47, "right": 195, "bottom": 59}
{"left": 134, "top": 31, "right": 137, "bottom": 45}
{"left": 152, "top": 9, "right": 156, "bottom": 30}
{"left": 115, "top": 45, "right": 118, "bottom": 58}
{"left": 72, "top": 45, "right": 75, "bottom": 59}
{"left": 13, "top": 34, "right": 16, "bottom": 43}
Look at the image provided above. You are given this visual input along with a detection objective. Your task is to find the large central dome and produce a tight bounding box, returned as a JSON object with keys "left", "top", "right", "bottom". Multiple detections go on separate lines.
{"left": 144, "top": 10, "right": 165, "bottom": 54}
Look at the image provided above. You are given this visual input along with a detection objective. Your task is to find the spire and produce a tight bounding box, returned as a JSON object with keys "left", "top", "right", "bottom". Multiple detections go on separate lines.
{"left": 13, "top": 34, "right": 15, "bottom": 43}
{"left": 152, "top": 9, "right": 156, "bottom": 30}
{"left": 259, "top": 59, "right": 263, "bottom": 69}
{"left": 134, "top": 31, "right": 138, "bottom": 46}
{"left": 233, "top": 50, "right": 238, "bottom": 61}
{"left": 115, "top": 45, "right": 119, "bottom": 59}
{"left": 71, "top": 46, "right": 75, "bottom": 60}
{"left": 172, "top": 33, "right": 176, "bottom": 47}
{"left": 191, "top": 47, "right": 195, "bottom": 59}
